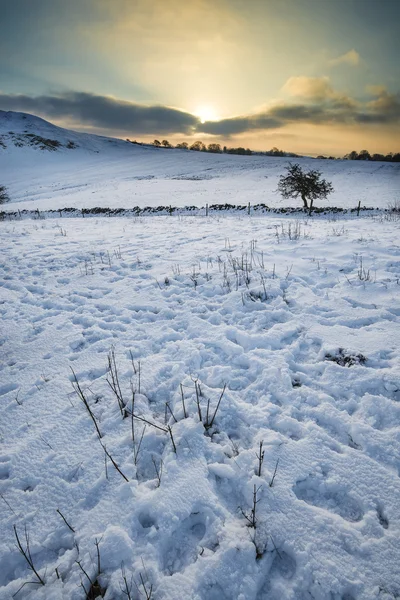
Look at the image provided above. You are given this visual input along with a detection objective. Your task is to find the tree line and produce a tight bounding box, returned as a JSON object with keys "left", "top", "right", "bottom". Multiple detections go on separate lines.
{"left": 126, "top": 138, "right": 399, "bottom": 162}
{"left": 152, "top": 139, "right": 254, "bottom": 155}
{"left": 127, "top": 139, "right": 300, "bottom": 157}
{"left": 318, "top": 149, "right": 400, "bottom": 162}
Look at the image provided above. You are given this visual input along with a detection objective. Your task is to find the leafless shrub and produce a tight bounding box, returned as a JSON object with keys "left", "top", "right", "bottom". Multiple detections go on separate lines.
{"left": 129, "top": 351, "right": 141, "bottom": 394}
{"left": 13, "top": 525, "right": 45, "bottom": 595}
{"left": 133, "top": 561, "right": 153, "bottom": 599}
{"left": 56, "top": 509, "right": 75, "bottom": 533}
{"left": 70, "top": 368, "right": 102, "bottom": 439}
{"left": 101, "top": 442, "right": 129, "bottom": 482}
{"left": 106, "top": 347, "right": 127, "bottom": 417}
{"left": 152, "top": 457, "right": 163, "bottom": 487}
{"left": 269, "top": 459, "right": 280, "bottom": 487}
{"left": 357, "top": 257, "right": 372, "bottom": 281}
{"left": 120, "top": 563, "right": 133, "bottom": 599}
{"left": 240, "top": 484, "right": 262, "bottom": 529}
{"left": 192, "top": 380, "right": 227, "bottom": 431}
{"left": 128, "top": 409, "right": 177, "bottom": 454}
{"left": 256, "top": 441, "right": 265, "bottom": 477}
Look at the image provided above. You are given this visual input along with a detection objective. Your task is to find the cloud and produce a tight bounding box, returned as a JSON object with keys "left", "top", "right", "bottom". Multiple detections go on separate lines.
{"left": 282, "top": 76, "right": 334, "bottom": 100}
{"left": 330, "top": 49, "right": 360, "bottom": 67}
{"left": 0, "top": 92, "right": 199, "bottom": 135}
{"left": 198, "top": 88, "right": 400, "bottom": 135}
{"left": 358, "top": 90, "right": 400, "bottom": 124}
{"left": 0, "top": 86, "right": 398, "bottom": 139}
{"left": 366, "top": 85, "right": 387, "bottom": 96}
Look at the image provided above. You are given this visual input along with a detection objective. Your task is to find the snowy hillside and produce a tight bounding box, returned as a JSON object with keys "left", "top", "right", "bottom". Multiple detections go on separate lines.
{"left": 1, "top": 214, "right": 400, "bottom": 600}
{"left": 1, "top": 111, "right": 399, "bottom": 212}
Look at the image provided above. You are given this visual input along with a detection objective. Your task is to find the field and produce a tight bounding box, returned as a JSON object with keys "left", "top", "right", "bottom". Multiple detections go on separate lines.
{"left": 1, "top": 111, "right": 399, "bottom": 214}
{"left": 1, "top": 211, "right": 400, "bottom": 600}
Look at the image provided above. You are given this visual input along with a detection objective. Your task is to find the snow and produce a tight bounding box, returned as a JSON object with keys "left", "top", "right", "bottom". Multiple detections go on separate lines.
{"left": 1, "top": 111, "right": 399, "bottom": 213}
{"left": 1, "top": 212, "right": 400, "bottom": 600}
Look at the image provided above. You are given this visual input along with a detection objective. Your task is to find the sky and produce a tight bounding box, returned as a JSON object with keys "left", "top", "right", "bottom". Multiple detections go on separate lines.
{"left": 0, "top": 0, "right": 399, "bottom": 155}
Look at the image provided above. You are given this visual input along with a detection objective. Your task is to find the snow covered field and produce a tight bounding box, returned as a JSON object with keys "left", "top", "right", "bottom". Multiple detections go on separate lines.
{"left": 1, "top": 111, "right": 399, "bottom": 213}
{"left": 1, "top": 213, "right": 400, "bottom": 599}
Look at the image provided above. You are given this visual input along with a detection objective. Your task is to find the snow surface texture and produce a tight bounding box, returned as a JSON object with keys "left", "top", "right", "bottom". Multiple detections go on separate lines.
{"left": 1, "top": 111, "right": 399, "bottom": 212}
{"left": 1, "top": 214, "right": 400, "bottom": 600}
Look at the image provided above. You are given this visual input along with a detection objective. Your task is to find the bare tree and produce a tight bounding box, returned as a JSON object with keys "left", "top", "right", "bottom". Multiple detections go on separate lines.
{"left": 277, "top": 163, "right": 333, "bottom": 210}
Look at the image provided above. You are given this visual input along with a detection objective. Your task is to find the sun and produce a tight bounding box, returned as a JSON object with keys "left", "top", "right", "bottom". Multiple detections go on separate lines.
{"left": 195, "top": 105, "right": 219, "bottom": 124}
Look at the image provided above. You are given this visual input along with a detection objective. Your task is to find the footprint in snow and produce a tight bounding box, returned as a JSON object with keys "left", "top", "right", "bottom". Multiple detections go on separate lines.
{"left": 293, "top": 473, "right": 364, "bottom": 523}
{"left": 0, "top": 462, "right": 11, "bottom": 480}
{"left": 163, "top": 512, "right": 207, "bottom": 575}
{"left": 257, "top": 550, "right": 297, "bottom": 599}
{"left": 0, "top": 382, "right": 19, "bottom": 397}
{"left": 376, "top": 503, "right": 389, "bottom": 530}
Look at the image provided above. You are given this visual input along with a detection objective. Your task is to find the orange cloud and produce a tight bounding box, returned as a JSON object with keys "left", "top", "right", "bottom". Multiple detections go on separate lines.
{"left": 282, "top": 77, "right": 334, "bottom": 100}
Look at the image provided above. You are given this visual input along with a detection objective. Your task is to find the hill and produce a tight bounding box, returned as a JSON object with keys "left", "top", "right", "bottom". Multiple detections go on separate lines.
{"left": 1, "top": 111, "right": 399, "bottom": 211}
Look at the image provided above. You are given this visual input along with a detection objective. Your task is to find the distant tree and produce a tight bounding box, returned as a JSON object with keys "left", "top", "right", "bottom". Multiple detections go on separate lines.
{"left": 207, "top": 143, "right": 222, "bottom": 153}
{"left": 267, "top": 147, "right": 286, "bottom": 157}
{"left": 153, "top": 139, "right": 161, "bottom": 147}
{"left": 223, "top": 146, "right": 227, "bottom": 153}
{"left": 190, "top": 141, "right": 206, "bottom": 151}
{"left": 161, "top": 140, "right": 172, "bottom": 148}
{"left": 0, "top": 185, "right": 9, "bottom": 204}
{"left": 176, "top": 142, "right": 189, "bottom": 150}
{"left": 343, "top": 149, "right": 399, "bottom": 162}
{"left": 357, "top": 149, "right": 371, "bottom": 161}
{"left": 226, "top": 146, "right": 247, "bottom": 155}
{"left": 345, "top": 150, "right": 359, "bottom": 160}
{"left": 277, "top": 163, "right": 334, "bottom": 210}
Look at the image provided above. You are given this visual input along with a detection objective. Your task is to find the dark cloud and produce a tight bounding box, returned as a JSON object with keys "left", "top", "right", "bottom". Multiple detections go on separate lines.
{"left": 0, "top": 89, "right": 399, "bottom": 138}
{"left": 197, "top": 115, "right": 281, "bottom": 136}
{"left": 198, "top": 91, "right": 400, "bottom": 135}
{"left": 0, "top": 92, "right": 200, "bottom": 135}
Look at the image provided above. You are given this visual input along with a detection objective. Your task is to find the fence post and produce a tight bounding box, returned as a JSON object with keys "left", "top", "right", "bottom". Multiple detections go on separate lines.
{"left": 206, "top": 203, "right": 209, "bottom": 217}
{"left": 248, "top": 202, "right": 250, "bottom": 215}
{"left": 357, "top": 200, "right": 361, "bottom": 216}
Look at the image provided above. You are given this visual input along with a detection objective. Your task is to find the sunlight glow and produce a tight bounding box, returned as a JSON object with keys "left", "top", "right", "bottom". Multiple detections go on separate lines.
{"left": 195, "top": 105, "right": 219, "bottom": 123}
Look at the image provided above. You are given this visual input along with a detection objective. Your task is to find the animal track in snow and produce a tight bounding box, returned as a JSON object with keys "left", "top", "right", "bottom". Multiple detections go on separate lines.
{"left": 138, "top": 511, "right": 157, "bottom": 530}
{"left": 0, "top": 456, "right": 12, "bottom": 480}
{"left": 256, "top": 550, "right": 297, "bottom": 599}
{"left": 0, "top": 382, "right": 19, "bottom": 397}
{"left": 376, "top": 504, "right": 389, "bottom": 529}
{"left": 270, "top": 550, "right": 297, "bottom": 580}
{"left": 294, "top": 473, "right": 364, "bottom": 523}
{"left": 163, "top": 512, "right": 207, "bottom": 575}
